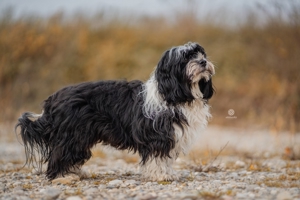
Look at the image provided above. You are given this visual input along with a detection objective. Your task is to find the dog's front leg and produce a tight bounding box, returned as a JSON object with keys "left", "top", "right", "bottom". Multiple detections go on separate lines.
{"left": 140, "top": 152, "right": 179, "bottom": 181}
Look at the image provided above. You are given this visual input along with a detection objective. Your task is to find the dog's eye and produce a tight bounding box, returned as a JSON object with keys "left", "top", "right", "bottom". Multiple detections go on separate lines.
{"left": 189, "top": 54, "right": 197, "bottom": 59}
{"left": 184, "top": 53, "right": 197, "bottom": 61}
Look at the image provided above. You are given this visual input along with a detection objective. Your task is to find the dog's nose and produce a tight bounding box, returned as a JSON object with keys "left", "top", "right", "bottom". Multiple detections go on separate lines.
{"left": 199, "top": 59, "right": 207, "bottom": 67}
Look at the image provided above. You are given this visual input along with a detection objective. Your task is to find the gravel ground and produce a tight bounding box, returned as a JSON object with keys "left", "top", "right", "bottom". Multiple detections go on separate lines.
{"left": 0, "top": 124, "right": 300, "bottom": 200}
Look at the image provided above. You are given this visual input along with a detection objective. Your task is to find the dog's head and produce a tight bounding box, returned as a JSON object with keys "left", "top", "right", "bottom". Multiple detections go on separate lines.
{"left": 155, "top": 42, "right": 215, "bottom": 106}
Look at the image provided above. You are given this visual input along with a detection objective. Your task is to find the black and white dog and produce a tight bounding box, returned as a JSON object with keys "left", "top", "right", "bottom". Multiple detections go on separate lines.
{"left": 16, "top": 42, "right": 215, "bottom": 181}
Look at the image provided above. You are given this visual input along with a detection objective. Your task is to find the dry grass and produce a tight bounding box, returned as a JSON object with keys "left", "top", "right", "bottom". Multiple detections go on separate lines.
{"left": 22, "top": 183, "right": 33, "bottom": 190}
{"left": 157, "top": 181, "right": 172, "bottom": 185}
{"left": 187, "top": 145, "right": 300, "bottom": 175}
{"left": 0, "top": 1, "right": 299, "bottom": 133}
{"left": 256, "top": 172, "right": 300, "bottom": 188}
{"left": 198, "top": 190, "right": 225, "bottom": 199}
{"left": 187, "top": 148, "right": 300, "bottom": 189}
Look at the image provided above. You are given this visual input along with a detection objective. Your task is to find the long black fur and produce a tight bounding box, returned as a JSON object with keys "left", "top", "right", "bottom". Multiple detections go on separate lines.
{"left": 16, "top": 81, "right": 186, "bottom": 180}
{"left": 15, "top": 42, "right": 214, "bottom": 180}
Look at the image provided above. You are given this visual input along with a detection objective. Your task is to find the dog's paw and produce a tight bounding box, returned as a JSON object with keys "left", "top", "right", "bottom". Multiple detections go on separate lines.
{"left": 156, "top": 173, "right": 179, "bottom": 182}
{"left": 71, "top": 168, "right": 91, "bottom": 179}
{"left": 78, "top": 169, "right": 91, "bottom": 179}
{"left": 143, "top": 171, "right": 179, "bottom": 182}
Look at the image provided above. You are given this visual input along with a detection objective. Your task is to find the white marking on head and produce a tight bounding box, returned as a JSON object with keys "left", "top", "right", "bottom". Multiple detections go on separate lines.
{"left": 168, "top": 42, "right": 199, "bottom": 63}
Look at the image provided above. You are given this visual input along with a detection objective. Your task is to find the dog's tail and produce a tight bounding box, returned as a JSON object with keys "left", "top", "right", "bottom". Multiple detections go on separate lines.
{"left": 15, "top": 112, "right": 49, "bottom": 173}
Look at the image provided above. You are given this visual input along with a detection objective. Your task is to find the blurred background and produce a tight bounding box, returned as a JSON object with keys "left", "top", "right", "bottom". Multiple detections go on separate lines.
{"left": 0, "top": 0, "right": 299, "bottom": 133}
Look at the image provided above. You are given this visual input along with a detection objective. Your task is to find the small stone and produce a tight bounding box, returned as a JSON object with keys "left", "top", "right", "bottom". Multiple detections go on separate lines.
{"left": 195, "top": 172, "right": 209, "bottom": 181}
{"left": 245, "top": 184, "right": 257, "bottom": 191}
{"left": 98, "top": 184, "right": 106, "bottom": 190}
{"left": 108, "top": 179, "right": 123, "bottom": 187}
{"left": 254, "top": 186, "right": 262, "bottom": 191}
{"left": 144, "top": 182, "right": 153, "bottom": 187}
{"left": 12, "top": 181, "right": 22, "bottom": 187}
{"left": 124, "top": 179, "right": 137, "bottom": 186}
{"left": 239, "top": 170, "right": 247, "bottom": 175}
{"left": 266, "top": 173, "right": 277, "bottom": 179}
{"left": 276, "top": 191, "right": 292, "bottom": 200}
{"left": 289, "top": 187, "right": 299, "bottom": 194}
{"left": 171, "top": 181, "right": 177, "bottom": 185}
{"left": 196, "top": 185, "right": 203, "bottom": 190}
{"left": 42, "top": 187, "right": 61, "bottom": 200}
{"left": 181, "top": 170, "right": 191, "bottom": 177}
{"left": 41, "top": 180, "right": 51, "bottom": 186}
{"left": 18, "top": 196, "right": 32, "bottom": 200}
{"left": 0, "top": 186, "right": 4, "bottom": 193}
{"left": 219, "top": 163, "right": 226, "bottom": 169}
{"left": 229, "top": 172, "right": 238, "bottom": 178}
{"left": 11, "top": 172, "right": 17, "bottom": 176}
{"left": 236, "top": 183, "right": 246, "bottom": 189}
{"left": 65, "top": 189, "right": 75, "bottom": 195}
{"left": 137, "top": 193, "right": 157, "bottom": 200}
{"left": 187, "top": 182, "right": 194, "bottom": 186}
{"left": 275, "top": 160, "right": 287, "bottom": 169}
{"left": 236, "top": 193, "right": 248, "bottom": 199}
{"left": 248, "top": 193, "right": 255, "bottom": 198}
{"left": 222, "top": 195, "right": 233, "bottom": 200}
{"left": 84, "top": 187, "right": 98, "bottom": 194}
{"left": 66, "top": 196, "right": 82, "bottom": 200}
{"left": 13, "top": 188, "right": 25, "bottom": 195}
{"left": 179, "top": 190, "right": 198, "bottom": 199}
{"left": 271, "top": 190, "right": 278, "bottom": 195}
{"left": 84, "top": 196, "right": 94, "bottom": 200}
{"left": 212, "top": 180, "right": 221, "bottom": 185}
{"left": 235, "top": 160, "right": 246, "bottom": 168}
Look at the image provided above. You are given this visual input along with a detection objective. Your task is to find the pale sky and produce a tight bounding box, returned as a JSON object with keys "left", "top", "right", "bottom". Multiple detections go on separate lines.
{"left": 0, "top": 0, "right": 266, "bottom": 21}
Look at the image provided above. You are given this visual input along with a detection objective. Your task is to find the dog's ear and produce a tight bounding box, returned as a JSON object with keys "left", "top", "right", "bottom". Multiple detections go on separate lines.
{"left": 199, "top": 78, "right": 214, "bottom": 100}
{"left": 155, "top": 50, "right": 194, "bottom": 106}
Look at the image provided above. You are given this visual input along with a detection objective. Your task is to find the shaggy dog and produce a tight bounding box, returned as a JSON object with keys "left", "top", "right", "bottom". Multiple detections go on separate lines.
{"left": 16, "top": 42, "right": 215, "bottom": 181}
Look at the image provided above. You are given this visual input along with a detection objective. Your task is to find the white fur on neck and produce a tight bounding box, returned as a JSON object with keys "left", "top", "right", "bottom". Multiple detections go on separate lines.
{"left": 141, "top": 75, "right": 174, "bottom": 120}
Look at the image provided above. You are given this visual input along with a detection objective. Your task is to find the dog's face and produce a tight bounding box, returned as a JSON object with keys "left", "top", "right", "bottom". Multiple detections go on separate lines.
{"left": 155, "top": 42, "right": 215, "bottom": 105}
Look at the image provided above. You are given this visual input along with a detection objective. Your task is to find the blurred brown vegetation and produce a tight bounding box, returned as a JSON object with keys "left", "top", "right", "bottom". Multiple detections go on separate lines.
{"left": 0, "top": 2, "right": 299, "bottom": 133}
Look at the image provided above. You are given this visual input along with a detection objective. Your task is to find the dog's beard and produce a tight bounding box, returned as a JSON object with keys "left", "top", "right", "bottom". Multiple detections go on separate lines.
{"left": 186, "top": 54, "right": 215, "bottom": 99}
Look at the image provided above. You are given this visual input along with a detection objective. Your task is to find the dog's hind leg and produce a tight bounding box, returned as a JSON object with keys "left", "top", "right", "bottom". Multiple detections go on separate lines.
{"left": 46, "top": 144, "right": 92, "bottom": 180}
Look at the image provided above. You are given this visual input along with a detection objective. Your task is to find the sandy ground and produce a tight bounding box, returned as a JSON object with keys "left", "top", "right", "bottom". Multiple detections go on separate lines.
{"left": 0, "top": 124, "right": 300, "bottom": 199}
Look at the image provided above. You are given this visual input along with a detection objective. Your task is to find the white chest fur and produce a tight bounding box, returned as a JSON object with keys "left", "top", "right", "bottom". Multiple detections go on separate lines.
{"left": 174, "top": 100, "right": 211, "bottom": 155}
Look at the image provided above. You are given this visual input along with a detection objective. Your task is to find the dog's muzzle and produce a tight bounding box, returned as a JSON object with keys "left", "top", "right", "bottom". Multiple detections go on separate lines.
{"left": 198, "top": 59, "right": 207, "bottom": 67}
